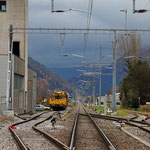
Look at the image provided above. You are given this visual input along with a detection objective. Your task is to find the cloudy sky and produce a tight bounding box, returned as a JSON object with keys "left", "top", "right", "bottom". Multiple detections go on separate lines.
{"left": 28, "top": 0, "right": 150, "bottom": 68}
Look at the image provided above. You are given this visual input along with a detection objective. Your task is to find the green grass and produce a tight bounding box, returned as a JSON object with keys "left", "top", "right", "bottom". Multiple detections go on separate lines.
{"left": 116, "top": 107, "right": 150, "bottom": 116}
{"left": 87, "top": 104, "right": 150, "bottom": 116}
{"left": 91, "top": 106, "right": 104, "bottom": 112}
{"left": 116, "top": 108, "right": 131, "bottom": 116}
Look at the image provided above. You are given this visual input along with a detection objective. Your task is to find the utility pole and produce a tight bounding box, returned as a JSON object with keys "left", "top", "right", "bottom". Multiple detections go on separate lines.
{"left": 74, "top": 85, "right": 76, "bottom": 101}
{"left": 93, "top": 64, "right": 96, "bottom": 106}
{"left": 99, "top": 46, "right": 102, "bottom": 111}
{"left": 88, "top": 76, "right": 91, "bottom": 107}
{"left": 90, "top": 75, "right": 93, "bottom": 107}
{"left": 112, "top": 31, "right": 117, "bottom": 113}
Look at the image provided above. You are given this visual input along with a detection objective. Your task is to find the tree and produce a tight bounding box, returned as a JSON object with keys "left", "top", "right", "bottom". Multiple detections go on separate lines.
{"left": 120, "top": 60, "right": 150, "bottom": 108}
{"left": 117, "top": 33, "right": 142, "bottom": 73}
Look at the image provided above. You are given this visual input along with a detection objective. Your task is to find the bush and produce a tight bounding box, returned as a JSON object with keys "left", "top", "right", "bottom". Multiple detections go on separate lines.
{"left": 140, "top": 105, "right": 150, "bottom": 112}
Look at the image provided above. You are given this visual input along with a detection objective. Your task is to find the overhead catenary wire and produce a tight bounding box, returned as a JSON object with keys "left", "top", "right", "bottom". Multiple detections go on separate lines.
{"left": 82, "top": 0, "right": 94, "bottom": 94}
{"left": 83, "top": 0, "right": 94, "bottom": 59}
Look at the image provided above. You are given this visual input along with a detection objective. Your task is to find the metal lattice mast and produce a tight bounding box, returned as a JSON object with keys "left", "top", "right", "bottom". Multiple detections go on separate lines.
{"left": 6, "top": 25, "right": 13, "bottom": 110}
{"left": 112, "top": 31, "right": 117, "bottom": 113}
{"left": 99, "top": 46, "right": 102, "bottom": 111}
{"left": 92, "top": 64, "right": 96, "bottom": 105}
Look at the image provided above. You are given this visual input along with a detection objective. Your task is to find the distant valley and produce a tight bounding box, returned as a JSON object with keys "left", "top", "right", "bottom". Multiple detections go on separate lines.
{"left": 28, "top": 57, "right": 72, "bottom": 99}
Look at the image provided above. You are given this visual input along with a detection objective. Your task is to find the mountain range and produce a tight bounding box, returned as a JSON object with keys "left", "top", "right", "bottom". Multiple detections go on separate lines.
{"left": 51, "top": 61, "right": 123, "bottom": 96}
{"left": 28, "top": 57, "right": 72, "bottom": 99}
{"left": 29, "top": 51, "right": 149, "bottom": 99}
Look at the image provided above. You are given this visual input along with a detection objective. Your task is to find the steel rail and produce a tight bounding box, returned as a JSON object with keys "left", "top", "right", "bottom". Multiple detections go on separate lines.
{"left": 14, "top": 114, "right": 27, "bottom": 120}
{"left": 13, "top": 111, "right": 49, "bottom": 126}
{"left": 9, "top": 111, "right": 50, "bottom": 150}
{"left": 33, "top": 112, "right": 56, "bottom": 126}
{"left": 81, "top": 105, "right": 116, "bottom": 150}
{"left": 9, "top": 127, "right": 28, "bottom": 150}
{"left": 130, "top": 114, "right": 139, "bottom": 120}
{"left": 80, "top": 113, "right": 150, "bottom": 134}
{"left": 88, "top": 113, "right": 150, "bottom": 126}
{"left": 69, "top": 107, "right": 79, "bottom": 150}
{"left": 125, "top": 122, "right": 150, "bottom": 134}
{"left": 32, "top": 112, "right": 70, "bottom": 150}
{"left": 32, "top": 126, "right": 70, "bottom": 150}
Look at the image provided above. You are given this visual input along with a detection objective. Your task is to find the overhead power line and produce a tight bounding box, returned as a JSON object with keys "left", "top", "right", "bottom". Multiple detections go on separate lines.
{"left": 83, "top": 0, "right": 94, "bottom": 58}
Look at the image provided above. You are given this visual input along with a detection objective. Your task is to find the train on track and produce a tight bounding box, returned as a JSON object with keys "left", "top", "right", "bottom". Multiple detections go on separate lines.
{"left": 49, "top": 90, "right": 68, "bottom": 111}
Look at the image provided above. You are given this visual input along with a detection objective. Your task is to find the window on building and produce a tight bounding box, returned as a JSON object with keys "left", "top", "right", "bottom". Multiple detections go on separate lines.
{"left": 13, "top": 42, "right": 20, "bottom": 57}
{"left": 0, "top": 1, "right": 6, "bottom": 12}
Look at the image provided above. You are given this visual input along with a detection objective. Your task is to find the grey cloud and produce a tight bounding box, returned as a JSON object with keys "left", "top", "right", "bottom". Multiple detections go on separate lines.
{"left": 28, "top": 0, "right": 150, "bottom": 67}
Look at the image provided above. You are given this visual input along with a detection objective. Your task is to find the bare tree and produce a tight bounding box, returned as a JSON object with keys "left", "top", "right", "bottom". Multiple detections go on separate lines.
{"left": 117, "top": 33, "right": 142, "bottom": 72}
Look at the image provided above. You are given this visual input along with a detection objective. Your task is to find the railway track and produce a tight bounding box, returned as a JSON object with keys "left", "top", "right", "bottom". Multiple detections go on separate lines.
{"left": 83, "top": 113, "right": 150, "bottom": 133}
{"left": 9, "top": 111, "right": 70, "bottom": 150}
{"left": 9, "top": 111, "right": 49, "bottom": 150}
{"left": 69, "top": 104, "right": 116, "bottom": 150}
{"left": 9, "top": 105, "right": 149, "bottom": 150}
{"left": 80, "top": 111, "right": 150, "bottom": 149}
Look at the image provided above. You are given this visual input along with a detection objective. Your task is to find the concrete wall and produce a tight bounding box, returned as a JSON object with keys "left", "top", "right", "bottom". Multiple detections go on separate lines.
{"left": 14, "top": 56, "right": 25, "bottom": 76}
{"left": 0, "top": 55, "right": 8, "bottom": 112}
{"left": 0, "top": 0, "right": 28, "bottom": 59}
{"left": 27, "top": 69, "right": 36, "bottom": 113}
{"left": 13, "top": 55, "right": 25, "bottom": 114}
{"left": 14, "top": 88, "right": 24, "bottom": 114}
{"left": 0, "top": 0, "right": 28, "bottom": 114}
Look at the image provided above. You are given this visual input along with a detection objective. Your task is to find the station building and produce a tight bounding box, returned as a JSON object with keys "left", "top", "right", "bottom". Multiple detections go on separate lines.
{"left": 0, "top": 0, "right": 36, "bottom": 115}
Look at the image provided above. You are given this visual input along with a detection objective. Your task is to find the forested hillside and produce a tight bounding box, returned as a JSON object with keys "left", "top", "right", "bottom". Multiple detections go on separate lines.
{"left": 28, "top": 57, "right": 72, "bottom": 100}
